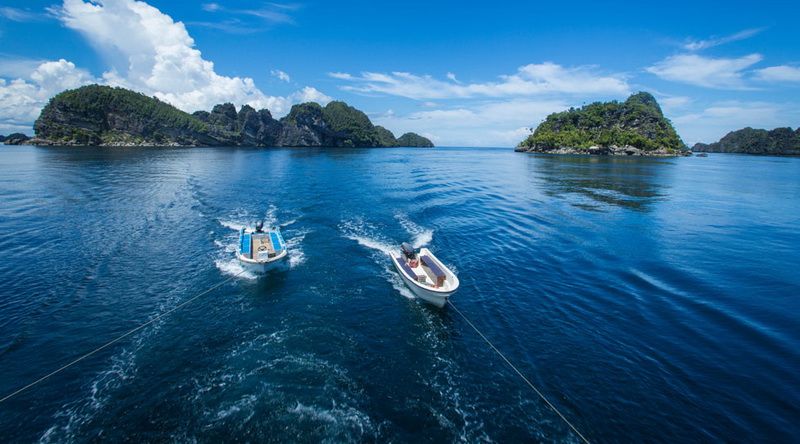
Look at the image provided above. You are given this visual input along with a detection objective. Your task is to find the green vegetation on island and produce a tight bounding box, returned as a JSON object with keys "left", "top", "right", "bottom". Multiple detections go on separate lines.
{"left": 692, "top": 127, "right": 800, "bottom": 155}
{"left": 397, "top": 132, "right": 435, "bottom": 148}
{"left": 30, "top": 84, "right": 434, "bottom": 148}
{"left": 516, "top": 92, "right": 687, "bottom": 156}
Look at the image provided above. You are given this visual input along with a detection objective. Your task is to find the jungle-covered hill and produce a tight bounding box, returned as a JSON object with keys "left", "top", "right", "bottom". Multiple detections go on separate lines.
{"left": 692, "top": 127, "right": 800, "bottom": 155}
{"left": 30, "top": 85, "right": 433, "bottom": 148}
{"left": 516, "top": 92, "right": 688, "bottom": 156}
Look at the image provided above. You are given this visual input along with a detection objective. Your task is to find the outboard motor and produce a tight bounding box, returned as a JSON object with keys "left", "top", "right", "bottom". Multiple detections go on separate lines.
{"left": 255, "top": 221, "right": 264, "bottom": 233}
{"left": 401, "top": 243, "right": 416, "bottom": 259}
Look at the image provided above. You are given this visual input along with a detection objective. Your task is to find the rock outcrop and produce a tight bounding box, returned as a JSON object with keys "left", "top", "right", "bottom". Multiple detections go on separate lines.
{"left": 29, "top": 85, "right": 434, "bottom": 148}
{"left": 692, "top": 127, "right": 800, "bottom": 155}
{"left": 516, "top": 92, "right": 689, "bottom": 156}
{"left": 1, "top": 133, "right": 31, "bottom": 145}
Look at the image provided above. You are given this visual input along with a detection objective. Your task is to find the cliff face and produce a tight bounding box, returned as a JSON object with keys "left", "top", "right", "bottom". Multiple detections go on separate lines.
{"left": 516, "top": 92, "right": 688, "bottom": 156}
{"left": 692, "top": 127, "right": 800, "bottom": 155}
{"left": 30, "top": 85, "right": 434, "bottom": 148}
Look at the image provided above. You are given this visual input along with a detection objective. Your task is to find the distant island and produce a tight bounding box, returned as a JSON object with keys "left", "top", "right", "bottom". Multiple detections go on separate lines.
{"left": 692, "top": 127, "right": 800, "bottom": 155}
{"left": 515, "top": 92, "right": 689, "bottom": 156}
{"left": 24, "top": 85, "right": 433, "bottom": 148}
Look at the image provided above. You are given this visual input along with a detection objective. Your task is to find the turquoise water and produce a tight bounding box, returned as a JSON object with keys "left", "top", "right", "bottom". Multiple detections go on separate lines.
{"left": 1, "top": 146, "right": 798, "bottom": 442}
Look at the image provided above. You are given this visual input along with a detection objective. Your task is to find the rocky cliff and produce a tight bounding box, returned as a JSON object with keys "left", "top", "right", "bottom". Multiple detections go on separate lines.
{"left": 516, "top": 92, "right": 688, "bottom": 156}
{"left": 692, "top": 127, "right": 800, "bottom": 155}
{"left": 30, "top": 85, "right": 433, "bottom": 148}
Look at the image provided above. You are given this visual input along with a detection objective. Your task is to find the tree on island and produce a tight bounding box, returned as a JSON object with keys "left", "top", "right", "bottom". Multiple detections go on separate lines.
{"left": 517, "top": 92, "right": 686, "bottom": 155}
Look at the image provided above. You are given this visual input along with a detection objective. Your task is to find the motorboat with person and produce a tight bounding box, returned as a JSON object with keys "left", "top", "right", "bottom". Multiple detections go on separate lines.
{"left": 236, "top": 221, "right": 287, "bottom": 273}
{"left": 389, "top": 243, "right": 459, "bottom": 307}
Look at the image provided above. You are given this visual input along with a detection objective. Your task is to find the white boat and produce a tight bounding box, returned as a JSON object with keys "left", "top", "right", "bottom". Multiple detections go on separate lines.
{"left": 389, "top": 244, "right": 459, "bottom": 307}
{"left": 236, "top": 223, "right": 287, "bottom": 273}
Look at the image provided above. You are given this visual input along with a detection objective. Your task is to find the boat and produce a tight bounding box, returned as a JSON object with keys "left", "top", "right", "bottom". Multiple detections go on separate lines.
{"left": 236, "top": 222, "right": 287, "bottom": 273}
{"left": 389, "top": 244, "right": 459, "bottom": 307}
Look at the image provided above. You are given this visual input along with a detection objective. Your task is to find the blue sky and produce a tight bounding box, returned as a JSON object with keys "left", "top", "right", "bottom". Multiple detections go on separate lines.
{"left": 1, "top": 0, "right": 799, "bottom": 146}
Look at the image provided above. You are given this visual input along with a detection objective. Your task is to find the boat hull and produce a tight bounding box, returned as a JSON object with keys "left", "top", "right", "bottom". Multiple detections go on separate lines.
{"left": 237, "top": 227, "right": 288, "bottom": 274}
{"left": 389, "top": 249, "right": 458, "bottom": 307}
{"left": 237, "top": 250, "right": 287, "bottom": 273}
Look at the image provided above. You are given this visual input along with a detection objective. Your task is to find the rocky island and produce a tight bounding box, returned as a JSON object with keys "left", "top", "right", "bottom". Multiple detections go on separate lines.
{"left": 515, "top": 92, "right": 689, "bottom": 156}
{"left": 692, "top": 127, "right": 800, "bottom": 155}
{"left": 27, "top": 85, "right": 433, "bottom": 148}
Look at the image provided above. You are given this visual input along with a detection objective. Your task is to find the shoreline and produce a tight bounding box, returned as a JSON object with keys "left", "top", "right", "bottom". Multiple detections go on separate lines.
{"left": 515, "top": 144, "right": 692, "bottom": 157}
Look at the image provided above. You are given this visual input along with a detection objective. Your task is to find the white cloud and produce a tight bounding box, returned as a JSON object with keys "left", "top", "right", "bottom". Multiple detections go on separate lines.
{"left": 271, "top": 69, "right": 291, "bottom": 82}
{"left": 0, "top": 6, "right": 43, "bottom": 22}
{"left": 682, "top": 28, "right": 765, "bottom": 52}
{"left": 0, "top": 59, "right": 96, "bottom": 134}
{"left": 753, "top": 65, "right": 800, "bottom": 82}
{"left": 331, "top": 62, "right": 629, "bottom": 100}
{"left": 373, "top": 99, "right": 569, "bottom": 147}
{"left": 1, "top": 0, "right": 333, "bottom": 134}
{"left": 671, "top": 101, "right": 798, "bottom": 145}
{"left": 198, "top": 2, "right": 296, "bottom": 25}
{"left": 658, "top": 96, "right": 692, "bottom": 112}
{"left": 290, "top": 86, "right": 333, "bottom": 105}
{"left": 56, "top": 0, "right": 281, "bottom": 112}
{"left": 646, "top": 53, "right": 763, "bottom": 89}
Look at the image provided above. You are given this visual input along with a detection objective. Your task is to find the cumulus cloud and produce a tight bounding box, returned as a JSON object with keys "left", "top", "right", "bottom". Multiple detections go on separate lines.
{"left": 54, "top": 0, "right": 285, "bottom": 112}
{"left": 1, "top": 0, "right": 332, "bottom": 133}
{"left": 646, "top": 53, "right": 763, "bottom": 89}
{"left": 0, "top": 59, "right": 96, "bottom": 133}
{"left": 331, "top": 62, "right": 630, "bottom": 100}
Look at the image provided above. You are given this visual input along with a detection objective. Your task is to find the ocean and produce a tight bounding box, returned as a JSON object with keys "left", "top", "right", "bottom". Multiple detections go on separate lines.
{"left": 1, "top": 145, "right": 798, "bottom": 442}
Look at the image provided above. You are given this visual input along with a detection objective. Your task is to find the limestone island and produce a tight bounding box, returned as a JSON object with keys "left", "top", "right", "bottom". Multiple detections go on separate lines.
{"left": 692, "top": 127, "right": 800, "bottom": 156}
{"left": 515, "top": 92, "right": 690, "bottom": 156}
{"left": 26, "top": 85, "right": 433, "bottom": 148}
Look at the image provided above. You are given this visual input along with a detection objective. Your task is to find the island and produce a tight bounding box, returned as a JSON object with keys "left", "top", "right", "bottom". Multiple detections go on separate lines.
{"left": 515, "top": 92, "right": 689, "bottom": 156}
{"left": 26, "top": 85, "right": 433, "bottom": 148}
{"left": 692, "top": 127, "right": 800, "bottom": 155}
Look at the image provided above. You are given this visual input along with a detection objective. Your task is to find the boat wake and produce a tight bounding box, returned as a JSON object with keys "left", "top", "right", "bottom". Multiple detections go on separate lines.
{"left": 396, "top": 213, "right": 434, "bottom": 249}
{"left": 339, "top": 216, "right": 440, "bottom": 302}
{"left": 215, "top": 207, "right": 306, "bottom": 278}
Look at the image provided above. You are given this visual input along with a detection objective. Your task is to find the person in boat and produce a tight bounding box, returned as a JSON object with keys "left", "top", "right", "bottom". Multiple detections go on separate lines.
{"left": 401, "top": 243, "right": 419, "bottom": 267}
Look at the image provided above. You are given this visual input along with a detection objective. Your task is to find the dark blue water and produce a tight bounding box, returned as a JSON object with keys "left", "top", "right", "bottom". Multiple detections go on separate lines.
{"left": 1, "top": 146, "right": 798, "bottom": 442}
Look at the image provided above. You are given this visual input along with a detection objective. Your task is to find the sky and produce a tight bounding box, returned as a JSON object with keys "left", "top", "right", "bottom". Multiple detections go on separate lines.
{"left": 1, "top": 0, "right": 799, "bottom": 147}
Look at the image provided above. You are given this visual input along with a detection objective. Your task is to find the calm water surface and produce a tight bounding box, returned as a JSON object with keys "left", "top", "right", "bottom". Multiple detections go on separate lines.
{"left": 1, "top": 146, "right": 798, "bottom": 442}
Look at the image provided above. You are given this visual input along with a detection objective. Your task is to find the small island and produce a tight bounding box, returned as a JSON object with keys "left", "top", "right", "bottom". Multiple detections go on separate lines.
{"left": 515, "top": 92, "right": 689, "bottom": 156}
{"left": 26, "top": 85, "right": 433, "bottom": 148}
{"left": 692, "top": 127, "right": 800, "bottom": 155}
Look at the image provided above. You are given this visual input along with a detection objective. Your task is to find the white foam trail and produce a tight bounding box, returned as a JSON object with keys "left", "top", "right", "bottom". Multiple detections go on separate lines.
{"left": 395, "top": 213, "right": 434, "bottom": 249}
{"left": 340, "top": 218, "right": 416, "bottom": 301}
{"left": 339, "top": 218, "right": 396, "bottom": 256}
{"left": 284, "top": 227, "right": 309, "bottom": 269}
{"left": 215, "top": 258, "right": 258, "bottom": 280}
{"left": 410, "top": 230, "right": 434, "bottom": 249}
{"left": 218, "top": 220, "right": 247, "bottom": 231}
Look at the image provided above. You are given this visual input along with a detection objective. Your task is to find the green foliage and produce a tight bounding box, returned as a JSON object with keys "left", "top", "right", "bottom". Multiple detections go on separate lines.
{"left": 375, "top": 125, "right": 399, "bottom": 147}
{"left": 33, "top": 85, "right": 434, "bottom": 148}
{"left": 321, "top": 101, "right": 382, "bottom": 147}
{"left": 280, "top": 102, "right": 324, "bottom": 126}
{"left": 35, "top": 84, "right": 206, "bottom": 144}
{"left": 397, "top": 132, "right": 434, "bottom": 147}
{"left": 519, "top": 92, "right": 684, "bottom": 151}
{"left": 694, "top": 126, "right": 800, "bottom": 154}
{"left": 50, "top": 85, "right": 203, "bottom": 132}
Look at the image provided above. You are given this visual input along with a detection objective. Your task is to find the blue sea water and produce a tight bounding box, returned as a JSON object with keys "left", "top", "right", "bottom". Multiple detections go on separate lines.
{"left": 0, "top": 145, "right": 798, "bottom": 442}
